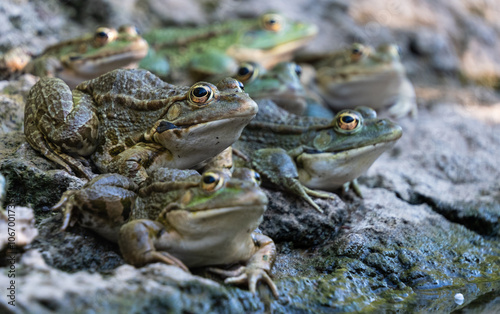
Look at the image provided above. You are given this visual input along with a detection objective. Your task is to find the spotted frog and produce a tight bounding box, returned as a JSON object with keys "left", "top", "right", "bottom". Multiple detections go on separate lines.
{"left": 140, "top": 13, "right": 317, "bottom": 83}
{"left": 53, "top": 168, "right": 278, "bottom": 296}
{"left": 23, "top": 26, "right": 149, "bottom": 88}
{"left": 234, "top": 99, "right": 402, "bottom": 212}
{"left": 308, "top": 43, "right": 417, "bottom": 118}
{"left": 24, "top": 69, "right": 257, "bottom": 185}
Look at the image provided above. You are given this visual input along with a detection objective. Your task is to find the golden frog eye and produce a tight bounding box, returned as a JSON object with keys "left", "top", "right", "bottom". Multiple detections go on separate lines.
{"left": 189, "top": 84, "right": 214, "bottom": 105}
{"left": 201, "top": 172, "right": 224, "bottom": 192}
{"left": 334, "top": 110, "right": 363, "bottom": 133}
{"left": 94, "top": 27, "right": 118, "bottom": 47}
{"left": 235, "top": 62, "right": 259, "bottom": 83}
{"left": 261, "top": 13, "right": 284, "bottom": 32}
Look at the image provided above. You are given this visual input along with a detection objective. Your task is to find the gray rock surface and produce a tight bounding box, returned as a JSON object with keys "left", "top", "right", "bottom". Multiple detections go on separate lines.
{"left": 0, "top": 0, "right": 499, "bottom": 312}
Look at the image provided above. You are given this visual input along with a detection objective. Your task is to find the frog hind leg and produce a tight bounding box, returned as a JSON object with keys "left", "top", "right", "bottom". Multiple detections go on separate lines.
{"left": 251, "top": 148, "right": 334, "bottom": 213}
{"left": 27, "top": 130, "right": 94, "bottom": 179}
{"left": 24, "top": 77, "right": 99, "bottom": 179}
{"left": 118, "top": 219, "right": 189, "bottom": 272}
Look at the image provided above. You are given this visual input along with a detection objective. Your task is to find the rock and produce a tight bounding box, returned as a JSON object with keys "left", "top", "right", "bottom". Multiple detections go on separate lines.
{"left": 260, "top": 189, "right": 347, "bottom": 247}
{"left": 0, "top": 74, "right": 38, "bottom": 134}
{"left": 362, "top": 101, "right": 500, "bottom": 237}
{"left": 0, "top": 205, "right": 38, "bottom": 252}
{"left": 0, "top": 250, "right": 258, "bottom": 313}
{"left": 0, "top": 133, "right": 87, "bottom": 212}
{"left": 0, "top": 0, "right": 499, "bottom": 312}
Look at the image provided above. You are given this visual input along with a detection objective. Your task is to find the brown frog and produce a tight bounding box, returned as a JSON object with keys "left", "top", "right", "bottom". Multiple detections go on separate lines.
{"left": 53, "top": 168, "right": 278, "bottom": 296}
{"left": 24, "top": 26, "right": 149, "bottom": 88}
{"left": 24, "top": 69, "right": 258, "bottom": 185}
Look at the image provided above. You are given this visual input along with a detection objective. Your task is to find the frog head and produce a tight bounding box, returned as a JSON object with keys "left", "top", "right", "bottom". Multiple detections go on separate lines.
{"left": 235, "top": 61, "right": 307, "bottom": 114}
{"left": 156, "top": 168, "right": 267, "bottom": 241}
{"left": 29, "top": 25, "right": 149, "bottom": 87}
{"left": 227, "top": 12, "right": 318, "bottom": 69}
{"left": 144, "top": 78, "right": 258, "bottom": 169}
{"left": 297, "top": 107, "right": 403, "bottom": 190}
{"left": 316, "top": 43, "right": 415, "bottom": 117}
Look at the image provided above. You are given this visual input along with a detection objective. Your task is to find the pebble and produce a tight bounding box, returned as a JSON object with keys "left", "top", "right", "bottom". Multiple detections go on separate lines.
{"left": 454, "top": 293, "right": 464, "bottom": 305}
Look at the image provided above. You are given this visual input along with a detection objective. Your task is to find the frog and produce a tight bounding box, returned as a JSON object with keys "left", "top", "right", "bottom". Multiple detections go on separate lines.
{"left": 234, "top": 99, "right": 403, "bottom": 212}
{"left": 23, "top": 25, "right": 149, "bottom": 88}
{"left": 305, "top": 43, "right": 417, "bottom": 118}
{"left": 234, "top": 61, "right": 308, "bottom": 115}
{"left": 24, "top": 68, "right": 258, "bottom": 185}
{"left": 139, "top": 12, "right": 318, "bottom": 84}
{"left": 52, "top": 167, "right": 278, "bottom": 297}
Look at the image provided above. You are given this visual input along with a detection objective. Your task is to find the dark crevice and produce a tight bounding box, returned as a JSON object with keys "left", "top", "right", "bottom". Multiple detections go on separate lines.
{"left": 400, "top": 191, "right": 499, "bottom": 238}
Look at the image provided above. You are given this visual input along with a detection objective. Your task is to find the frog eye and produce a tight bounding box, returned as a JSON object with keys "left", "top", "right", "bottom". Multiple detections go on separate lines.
{"left": 251, "top": 170, "right": 262, "bottom": 186}
{"left": 201, "top": 172, "right": 224, "bottom": 192}
{"left": 350, "top": 43, "right": 366, "bottom": 62}
{"left": 334, "top": 110, "right": 363, "bottom": 134}
{"left": 189, "top": 84, "right": 214, "bottom": 105}
{"left": 235, "top": 62, "right": 259, "bottom": 83}
{"left": 261, "top": 13, "right": 284, "bottom": 32}
{"left": 94, "top": 27, "right": 118, "bottom": 47}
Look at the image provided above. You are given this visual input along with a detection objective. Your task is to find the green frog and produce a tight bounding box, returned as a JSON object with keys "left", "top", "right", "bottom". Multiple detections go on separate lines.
{"left": 24, "top": 69, "right": 258, "bottom": 185}
{"left": 234, "top": 99, "right": 403, "bottom": 212}
{"left": 234, "top": 61, "right": 308, "bottom": 115}
{"left": 23, "top": 25, "right": 149, "bottom": 88}
{"left": 308, "top": 43, "right": 417, "bottom": 118}
{"left": 53, "top": 168, "right": 278, "bottom": 297}
{"left": 140, "top": 13, "right": 317, "bottom": 83}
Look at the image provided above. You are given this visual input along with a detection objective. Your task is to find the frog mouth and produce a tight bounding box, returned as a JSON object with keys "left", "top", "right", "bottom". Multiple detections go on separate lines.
{"left": 149, "top": 116, "right": 256, "bottom": 170}
{"left": 297, "top": 141, "right": 399, "bottom": 191}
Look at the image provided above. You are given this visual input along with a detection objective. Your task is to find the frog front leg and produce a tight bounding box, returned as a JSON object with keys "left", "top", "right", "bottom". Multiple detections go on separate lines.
{"left": 52, "top": 173, "right": 138, "bottom": 241}
{"left": 118, "top": 219, "right": 189, "bottom": 272}
{"left": 209, "top": 233, "right": 279, "bottom": 298}
{"left": 24, "top": 77, "right": 100, "bottom": 179}
{"left": 98, "top": 141, "right": 175, "bottom": 186}
{"left": 251, "top": 148, "right": 335, "bottom": 213}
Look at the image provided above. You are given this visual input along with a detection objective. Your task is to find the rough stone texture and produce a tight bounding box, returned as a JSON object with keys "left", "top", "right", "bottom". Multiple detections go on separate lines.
{"left": 0, "top": 206, "right": 38, "bottom": 252}
{"left": 260, "top": 189, "right": 348, "bottom": 247}
{"left": 0, "top": 74, "right": 37, "bottom": 134}
{"left": 0, "top": 133, "right": 86, "bottom": 214}
{"left": 0, "top": 0, "right": 499, "bottom": 312}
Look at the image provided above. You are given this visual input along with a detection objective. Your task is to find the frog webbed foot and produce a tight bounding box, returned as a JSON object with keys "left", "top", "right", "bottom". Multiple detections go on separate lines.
{"left": 283, "top": 177, "right": 337, "bottom": 213}
{"left": 251, "top": 148, "right": 334, "bottom": 213}
{"left": 52, "top": 173, "right": 138, "bottom": 232}
{"left": 208, "top": 265, "right": 279, "bottom": 298}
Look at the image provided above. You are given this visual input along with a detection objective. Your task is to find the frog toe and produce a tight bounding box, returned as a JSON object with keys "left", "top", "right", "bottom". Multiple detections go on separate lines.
{"left": 209, "top": 266, "right": 279, "bottom": 298}
{"left": 148, "top": 251, "right": 190, "bottom": 273}
{"left": 51, "top": 190, "right": 78, "bottom": 231}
